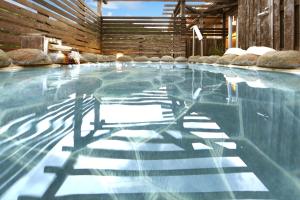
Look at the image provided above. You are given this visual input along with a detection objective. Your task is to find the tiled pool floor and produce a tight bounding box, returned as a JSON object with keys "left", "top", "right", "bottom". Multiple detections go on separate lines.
{"left": 0, "top": 63, "right": 299, "bottom": 199}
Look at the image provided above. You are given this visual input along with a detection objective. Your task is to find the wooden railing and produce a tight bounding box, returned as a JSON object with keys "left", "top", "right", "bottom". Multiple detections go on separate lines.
{"left": 0, "top": 0, "right": 101, "bottom": 53}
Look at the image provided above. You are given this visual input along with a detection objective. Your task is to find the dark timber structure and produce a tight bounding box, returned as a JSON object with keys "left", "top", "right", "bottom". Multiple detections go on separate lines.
{"left": 0, "top": 0, "right": 299, "bottom": 57}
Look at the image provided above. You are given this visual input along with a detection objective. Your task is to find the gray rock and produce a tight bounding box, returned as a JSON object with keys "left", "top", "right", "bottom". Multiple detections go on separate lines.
{"left": 106, "top": 55, "right": 116, "bottom": 62}
{"left": 197, "top": 56, "right": 208, "bottom": 63}
{"left": 134, "top": 56, "right": 149, "bottom": 62}
{"left": 161, "top": 56, "right": 174, "bottom": 62}
{"left": 149, "top": 57, "right": 160, "bottom": 62}
{"left": 0, "top": 49, "right": 11, "bottom": 67}
{"left": 7, "top": 49, "right": 52, "bottom": 66}
{"left": 188, "top": 56, "right": 200, "bottom": 63}
{"left": 81, "top": 53, "right": 98, "bottom": 63}
{"left": 216, "top": 54, "right": 238, "bottom": 65}
{"left": 257, "top": 51, "right": 300, "bottom": 69}
{"left": 117, "top": 55, "right": 133, "bottom": 62}
{"left": 175, "top": 56, "right": 188, "bottom": 62}
{"left": 231, "top": 53, "right": 259, "bottom": 66}
{"left": 201, "top": 56, "right": 220, "bottom": 64}
{"left": 49, "top": 52, "right": 67, "bottom": 64}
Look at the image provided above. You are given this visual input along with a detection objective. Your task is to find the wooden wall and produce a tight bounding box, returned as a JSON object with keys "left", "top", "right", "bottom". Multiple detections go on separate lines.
{"left": 102, "top": 17, "right": 186, "bottom": 57}
{"left": 0, "top": 0, "right": 101, "bottom": 53}
{"left": 238, "top": 0, "right": 300, "bottom": 51}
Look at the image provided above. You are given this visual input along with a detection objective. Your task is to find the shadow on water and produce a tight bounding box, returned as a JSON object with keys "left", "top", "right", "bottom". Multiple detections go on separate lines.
{"left": 0, "top": 63, "right": 299, "bottom": 199}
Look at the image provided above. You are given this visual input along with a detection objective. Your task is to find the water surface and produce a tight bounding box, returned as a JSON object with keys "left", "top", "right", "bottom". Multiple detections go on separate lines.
{"left": 0, "top": 63, "right": 299, "bottom": 200}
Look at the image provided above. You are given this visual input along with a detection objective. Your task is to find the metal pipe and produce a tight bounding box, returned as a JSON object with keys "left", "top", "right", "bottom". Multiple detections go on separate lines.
{"left": 228, "top": 16, "right": 233, "bottom": 48}
{"left": 193, "top": 29, "right": 195, "bottom": 56}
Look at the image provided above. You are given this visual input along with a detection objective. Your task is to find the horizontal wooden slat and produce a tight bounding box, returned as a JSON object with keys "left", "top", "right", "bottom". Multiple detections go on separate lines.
{"left": 0, "top": 0, "right": 101, "bottom": 53}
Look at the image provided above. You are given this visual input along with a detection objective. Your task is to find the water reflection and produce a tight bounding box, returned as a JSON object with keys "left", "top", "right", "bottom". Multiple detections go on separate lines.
{"left": 0, "top": 64, "right": 299, "bottom": 199}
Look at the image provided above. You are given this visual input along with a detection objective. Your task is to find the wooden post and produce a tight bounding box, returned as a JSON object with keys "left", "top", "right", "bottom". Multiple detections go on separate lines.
{"left": 97, "top": 0, "right": 102, "bottom": 17}
{"left": 284, "top": 0, "right": 295, "bottom": 50}
{"left": 222, "top": 13, "right": 226, "bottom": 51}
{"left": 97, "top": 1, "right": 103, "bottom": 53}
{"left": 236, "top": 17, "right": 239, "bottom": 48}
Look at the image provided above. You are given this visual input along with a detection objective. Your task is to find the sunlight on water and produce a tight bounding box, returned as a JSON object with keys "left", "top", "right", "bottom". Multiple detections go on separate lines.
{"left": 0, "top": 63, "right": 300, "bottom": 199}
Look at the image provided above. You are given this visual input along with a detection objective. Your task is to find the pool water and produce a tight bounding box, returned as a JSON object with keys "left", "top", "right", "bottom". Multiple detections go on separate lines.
{"left": 0, "top": 63, "right": 299, "bottom": 200}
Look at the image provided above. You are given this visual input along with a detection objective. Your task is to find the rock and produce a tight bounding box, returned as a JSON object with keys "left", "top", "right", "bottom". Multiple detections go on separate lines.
{"left": 197, "top": 56, "right": 209, "bottom": 63}
{"left": 0, "top": 49, "right": 11, "bottom": 67}
{"left": 117, "top": 55, "right": 133, "bottom": 62}
{"left": 202, "top": 56, "right": 220, "bottom": 64}
{"left": 97, "top": 55, "right": 107, "bottom": 62}
{"left": 231, "top": 53, "right": 259, "bottom": 66}
{"left": 149, "top": 57, "right": 160, "bottom": 62}
{"left": 161, "top": 56, "right": 174, "bottom": 62}
{"left": 224, "top": 48, "right": 246, "bottom": 56}
{"left": 175, "top": 56, "right": 188, "bottom": 62}
{"left": 257, "top": 51, "right": 300, "bottom": 69}
{"left": 7, "top": 49, "right": 52, "bottom": 66}
{"left": 134, "top": 56, "right": 149, "bottom": 62}
{"left": 106, "top": 55, "right": 116, "bottom": 62}
{"left": 81, "top": 53, "right": 98, "bottom": 63}
{"left": 246, "top": 46, "right": 276, "bottom": 56}
{"left": 216, "top": 54, "right": 238, "bottom": 65}
{"left": 49, "top": 52, "right": 67, "bottom": 64}
{"left": 188, "top": 56, "right": 200, "bottom": 63}
{"left": 67, "top": 51, "right": 81, "bottom": 64}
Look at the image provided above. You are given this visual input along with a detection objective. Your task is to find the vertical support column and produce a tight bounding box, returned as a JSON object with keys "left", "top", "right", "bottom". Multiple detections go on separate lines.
{"left": 236, "top": 17, "right": 239, "bottom": 48}
{"left": 97, "top": 0, "right": 102, "bottom": 17}
{"left": 180, "top": 0, "right": 186, "bottom": 57}
{"left": 269, "top": 0, "right": 274, "bottom": 48}
{"left": 228, "top": 15, "right": 233, "bottom": 49}
{"left": 97, "top": 1, "right": 103, "bottom": 53}
{"left": 222, "top": 13, "right": 226, "bottom": 51}
{"left": 284, "top": 0, "right": 295, "bottom": 50}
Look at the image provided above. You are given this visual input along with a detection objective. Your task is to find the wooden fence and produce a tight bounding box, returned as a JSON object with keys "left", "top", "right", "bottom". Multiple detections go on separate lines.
{"left": 238, "top": 0, "right": 300, "bottom": 51}
{"left": 0, "top": 0, "right": 101, "bottom": 53}
{"left": 101, "top": 16, "right": 187, "bottom": 57}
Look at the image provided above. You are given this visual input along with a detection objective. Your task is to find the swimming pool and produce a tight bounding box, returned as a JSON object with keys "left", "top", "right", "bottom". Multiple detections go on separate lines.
{"left": 0, "top": 63, "right": 299, "bottom": 200}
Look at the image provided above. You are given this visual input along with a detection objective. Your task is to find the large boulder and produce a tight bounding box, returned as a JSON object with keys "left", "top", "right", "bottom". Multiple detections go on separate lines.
{"left": 106, "top": 55, "right": 116, "bottom": 62}
{"left": 161, "top": 56, "right": 174, "bottom": 62}
{"left": 175, "top": 56, "right": 188, "bottom": 62}
{"left": 257, "top": 51, "right": 300, "bottom": 69}
{"left": 224, "top": 48, "right": 246, "bottom": 56}
{"left": 216, "top": 54, "right": 238, "bottom": 65}
{"left": 49, "top": 52, "right": 67, "bottom": 64}
{"left": 0, "top": 49, "right": 11, "bottom": 67}
{"left": 188, "top": 56, "right": 200, "bottom": 63}
{"left": 149, "top": 57, "right": 160, "bottom": 62}
{"left": 117, "top": 55, "right": 133, "bottom": 62}
{"left": 197, "top": 56, "right": 209, "bottom": 63}
{"left": 246, "top": 46, "right": 276, "bottom": 56}
{"left": 134, "top": 56, "right": 149, "bottom": 62}
{"left": 81, "top": 53, "right": 98, "bottom": 63}
{"left": 202, "top": 56, "right": 220, "bottom": 64}
{"left": 7, "top": 49, "right": 52, "bottom": 66}
{"left": 231, "top": 53, "right": 259, "bottom": 66}
{"left": 97, "top": 55, "right": 107, "bottom": 62}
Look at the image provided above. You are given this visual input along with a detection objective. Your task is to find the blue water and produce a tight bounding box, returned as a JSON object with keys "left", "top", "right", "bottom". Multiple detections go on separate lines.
{"left": 0, "top": 63, "right": 299, "bottom": 200}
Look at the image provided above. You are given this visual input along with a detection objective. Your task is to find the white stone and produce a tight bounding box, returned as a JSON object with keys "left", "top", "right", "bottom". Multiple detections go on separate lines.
{"left": 246, "top": 46, "right": 276, "bottom": 56}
